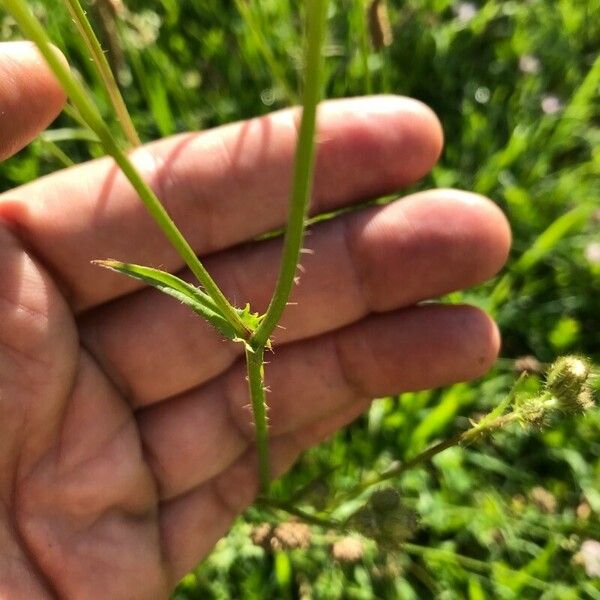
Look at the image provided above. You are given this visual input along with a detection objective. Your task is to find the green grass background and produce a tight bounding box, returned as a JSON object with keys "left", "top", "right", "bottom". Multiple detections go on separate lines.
{"left": 0, "top": 0, "right": 599, "bottom": 597}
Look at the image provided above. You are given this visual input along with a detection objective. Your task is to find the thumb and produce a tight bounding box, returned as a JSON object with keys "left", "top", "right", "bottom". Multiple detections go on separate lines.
{"left": 0, "top": 41, "right": 67, "bottom": 161}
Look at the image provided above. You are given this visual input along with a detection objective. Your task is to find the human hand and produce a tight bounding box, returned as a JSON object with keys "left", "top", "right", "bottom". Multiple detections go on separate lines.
{"left": 0, "top": 42, "right": 510, "bottom": 598}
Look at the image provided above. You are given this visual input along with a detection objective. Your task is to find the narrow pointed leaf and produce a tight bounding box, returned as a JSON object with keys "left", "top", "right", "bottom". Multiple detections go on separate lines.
{"left": 94, "top": 260, "right": 239, "bottom": 340}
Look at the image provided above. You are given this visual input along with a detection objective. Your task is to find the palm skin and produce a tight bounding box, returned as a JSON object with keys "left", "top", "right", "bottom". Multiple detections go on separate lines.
{"left": 0, "top": 43, "right": 511, "bottom": 598}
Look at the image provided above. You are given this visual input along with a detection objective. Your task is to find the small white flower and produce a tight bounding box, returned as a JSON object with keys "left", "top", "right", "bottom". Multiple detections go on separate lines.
{"left": 585, "top": 242, "right": 600, "bottom": 265}
{"left": 519, "top": 55, "right": 541, "bottom": 74}
{"left": 453, "top": 2, "right": 478, "bottom": 24}
{"left": 541, "top": 95, "right": 563, "bottom": 114}
{"left": 579, "top": 540, "right": 600, "bottom": 578}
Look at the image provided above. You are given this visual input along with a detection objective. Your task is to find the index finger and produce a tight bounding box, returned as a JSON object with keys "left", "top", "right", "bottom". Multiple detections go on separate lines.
{"left": 0, "top": 96, "right": 443, "bottom": 310}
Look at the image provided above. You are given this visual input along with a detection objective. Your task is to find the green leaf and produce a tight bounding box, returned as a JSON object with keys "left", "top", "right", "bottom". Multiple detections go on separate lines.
{"left": 94, "top": 260, "right": 239, "bottom": 340}
{"left": 236, "top": 303, "right": 264, "bottom": 331}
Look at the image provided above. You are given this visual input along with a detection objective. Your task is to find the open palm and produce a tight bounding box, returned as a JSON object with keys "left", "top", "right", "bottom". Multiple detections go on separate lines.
{"left": 0, "top": 43, "right": 510, "bottom": 598}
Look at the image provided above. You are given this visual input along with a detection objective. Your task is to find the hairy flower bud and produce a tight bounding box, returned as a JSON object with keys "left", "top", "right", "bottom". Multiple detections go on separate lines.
{"left": 546, "top": 356, "right": 594, "bottom": 414}
{"left": 519, "top": 395, "right": 550, "bottom": 428}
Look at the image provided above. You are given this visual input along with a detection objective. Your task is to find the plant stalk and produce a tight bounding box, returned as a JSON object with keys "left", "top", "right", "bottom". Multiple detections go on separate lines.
{"left": 62, "top": 0, "right": 140, "bottom": 147}
{"left": 252, "top": 0, "right": 329, "bottom": 347}
{"left": 241, "top": 0, "right": 329, "bottom": 492}
{"left": 255, "top": 496, "right": 341, "bottom": 528}
{"left": 256, "top": 411, "right": 523, "bottom": 528}
{"left": 338, "top": 412, "right": 519, "bottom": 504}
{"left": 245, "top": 345, "right": 270, "bottom": 492}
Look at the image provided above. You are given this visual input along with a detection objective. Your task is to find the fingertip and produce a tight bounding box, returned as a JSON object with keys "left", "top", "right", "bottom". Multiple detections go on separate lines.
{"left": 407, "top": 189, "right": 512, "bottom": 282}
{"left": 0, "top": 41, "right": 67, "bottom": 160}
{"left": 396, "top": 95, "right": 444, "bottom": 167}
{"left": 443, "top": 190, "right": 512, "bottom": 280}
{"left": 458, "top": 304, "right": 502, "bottom": 378}
{"left": 363, "top": 95, "right": 445, "bottom": 183}
{"left": 313, "top": 96, "right": 445, "bottom": 203}
{"left": 366, "top": 95, "right": 444, "bottom": 178}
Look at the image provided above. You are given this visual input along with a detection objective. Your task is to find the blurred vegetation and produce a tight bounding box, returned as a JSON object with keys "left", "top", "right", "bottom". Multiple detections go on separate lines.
{"left": 1, "top": 0, "right": 599, "bottom": 597}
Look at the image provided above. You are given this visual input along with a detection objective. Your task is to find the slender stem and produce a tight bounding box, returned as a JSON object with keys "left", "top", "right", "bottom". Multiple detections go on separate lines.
{"left": 62, "top": 103, "right": 88, "bottom": 127}
{"left": 4, "top": 0, "right": 110, "bottom": 140}
{"left": 255, "top": 496, "right": 342, "bottom": 528}
{"left": 246, "top": 345, "right": 270, "bottom": 493}
{"left": 4, "top": 0, "right": 247, "bottom": 337}
{"left": 333, "top": 375, "right": 531, "bottom": 503}
{"left": 344, "top": 413, "right": 519, "bottom": 499}
{"left": 242, "top": 0, "right": 329, "bottom": 494}
{"left": 252, "top": 0, "right": 329, "bottom": 347}
{"left": 62, "top": 0, "right": 140, "bottom": 147}
{"left": 257, "top": 413, "right": 522, "bottom": 526}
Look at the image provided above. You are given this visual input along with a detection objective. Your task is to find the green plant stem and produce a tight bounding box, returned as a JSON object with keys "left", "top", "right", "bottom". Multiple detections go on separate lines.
{"left": 332, "top": 374, "right": 531, "bottom": 504}
{"left": 344, "top": 413, "right": 519, "bottom": 499}
{"left": 255, "top": 497, "right": 341, "bottom": 528}
{"left": 246, "top": 345, "right": 270, "bottom": 493}
{"left": 252, "top": 0, "right": 329, "bottom": 348}
{"left": 63, "top": 103, "right": 93, "bottom": 130}
{"left": 4, "top": 0, "right": 247, "bottom": 338}
{"left": 62, "top": 0, "right": 140, "bottom": 147}
{"left": 37, "top": 138, "right": 75, "bottom": 167}
{"left": 240, "top": 0, "right": 329, "bottom": 493}
{"left": 257, "top": 412, "right": 522, "bottom": 526}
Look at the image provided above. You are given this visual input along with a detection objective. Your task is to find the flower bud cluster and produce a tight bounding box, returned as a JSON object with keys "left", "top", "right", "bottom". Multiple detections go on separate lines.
{"left": 518, "top": 355, "right": 596, "bottom": 427}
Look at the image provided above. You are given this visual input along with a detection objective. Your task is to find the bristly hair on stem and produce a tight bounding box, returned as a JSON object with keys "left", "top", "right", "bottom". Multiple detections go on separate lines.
{"left": 253, "top": 0, "right": 329, "bottom": 348}
{"left": 248, "top": 0, "right": 330, "bottom": 492}
{"left": 62, "top": 0, "right": 140, "bottom": 147}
